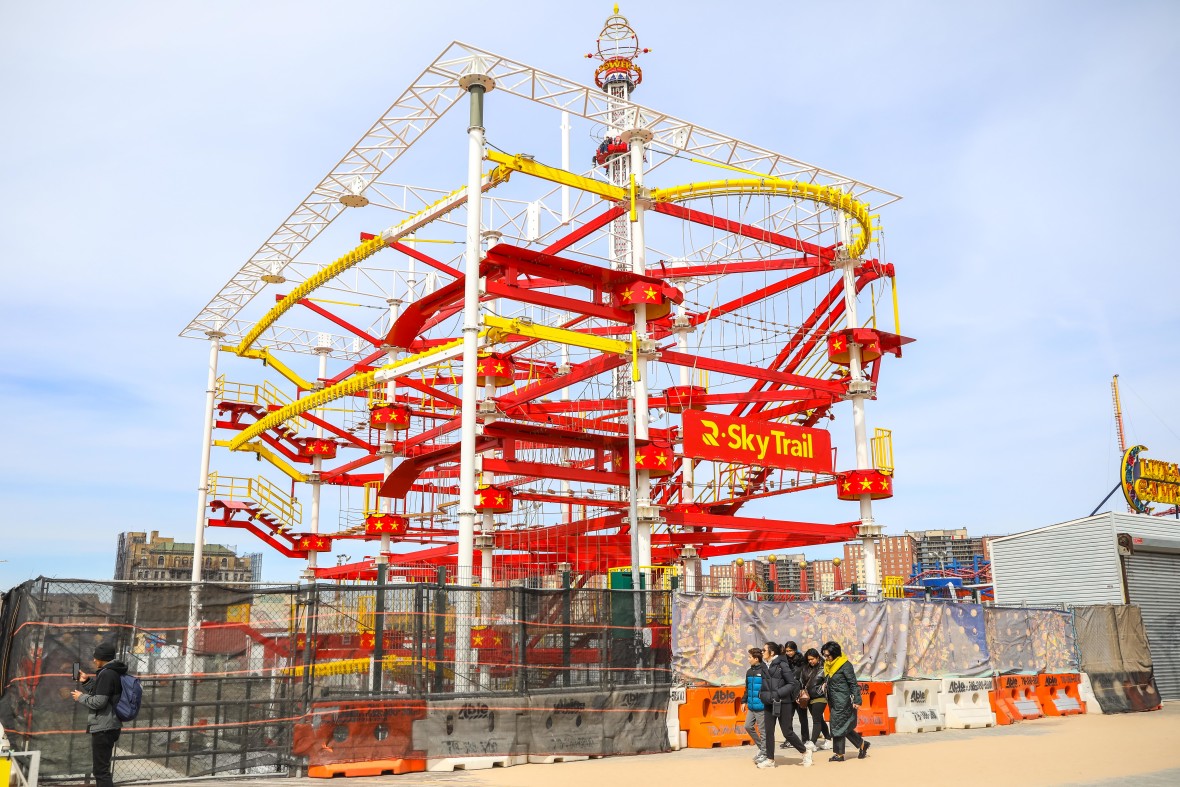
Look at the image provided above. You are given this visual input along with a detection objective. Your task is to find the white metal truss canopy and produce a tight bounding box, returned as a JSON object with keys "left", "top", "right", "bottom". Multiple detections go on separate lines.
{"left": 182, "top": 41, "right": 900, "bottom": 343}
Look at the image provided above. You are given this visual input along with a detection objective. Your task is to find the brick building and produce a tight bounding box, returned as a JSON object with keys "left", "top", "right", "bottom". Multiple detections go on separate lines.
{"left": 114, "top": 531, "right": 256, "bottom": 584}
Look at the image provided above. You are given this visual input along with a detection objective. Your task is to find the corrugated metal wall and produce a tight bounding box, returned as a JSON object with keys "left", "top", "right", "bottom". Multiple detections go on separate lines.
{"left": 992, "top": 514, "right": 1124, "bottom": 607}
{"left": 1125, "top": 551, "right": 1180, "bottom": 700}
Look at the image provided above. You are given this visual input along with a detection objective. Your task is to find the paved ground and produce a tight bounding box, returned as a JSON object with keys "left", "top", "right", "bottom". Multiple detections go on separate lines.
{"left": 166, "top": 703, "right": 1180, "bottom": 787}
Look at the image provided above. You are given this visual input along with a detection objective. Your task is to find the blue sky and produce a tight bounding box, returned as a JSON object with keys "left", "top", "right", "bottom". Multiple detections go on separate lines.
{"left": 2, "top": 1, "right": 1179, "bottom": 589}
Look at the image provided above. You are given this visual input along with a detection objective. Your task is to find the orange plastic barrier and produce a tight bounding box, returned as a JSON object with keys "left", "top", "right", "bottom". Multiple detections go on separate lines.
{"left": 855, "top": 682, "right": 896, "bottom": 736}
{"left": 677, "top": 686, "right": 751, "bottom": 748}
{"left": 991, "top": 675, "right": 1044, "bottom": 724}
{"left": 308, "top": 759, "right": 426, "bottom": 778}
{"left": 292, "top": 699, "right": 428, "bottom": 774}
{"left": 1036, "top": 673, "right": 1086, "bottom": 717}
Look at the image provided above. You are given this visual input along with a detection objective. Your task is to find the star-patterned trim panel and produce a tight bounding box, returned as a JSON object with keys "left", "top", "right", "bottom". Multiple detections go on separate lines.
{"left": 476, "top": 353, "right": 516, "bottom": 387}
{"left": 289, "top": 533, "right": 334, "bottom": 552}
{"left": 827, "top": 328, "right": 884, "bottom": 366}
{"left": 293, "top": 437, "right": 338, "bottom": 459}
{"left": 610, "top": 281, "right": 673, "bottom": 320}
{"left": 663, "top": 384, "right": 707, "bottom": 414}
{"left": 370, "top": 403, "right": 411, "bottom": 430}
{"left": 614, "top": 441, "right": 675, "bottom": 477}
{"left": 470, "top": 626, "right": 511, "bottom": 649}
{"left": 365, "top": 512, "right": 408, "bottom": 536}
{"left": 474, "top": 485, "right": 514, "bottom": 513}
{"left": 835, "top": 469, "right": 894, "bottom": 500}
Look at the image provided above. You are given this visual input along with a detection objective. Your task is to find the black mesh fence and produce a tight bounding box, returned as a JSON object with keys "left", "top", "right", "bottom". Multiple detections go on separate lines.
{"left": 0, "top": 577, "right": 671, "bottom": 783}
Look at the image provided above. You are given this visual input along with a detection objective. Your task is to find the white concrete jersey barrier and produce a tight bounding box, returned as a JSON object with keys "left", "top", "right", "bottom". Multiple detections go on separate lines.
{"left": 891, "top": 680, "right": 944, "bottom": 733}
{"left": 413, "top": 698, "right": 528, "bottom": 772}
{"left": 667, "top": 686, "right": 687, "bottom": 751}
{"left": 939, "top": 678, "right": 996, "bottom": 729}
{"left": 1078, "top": 673, "right": 1103, "bottom": 715}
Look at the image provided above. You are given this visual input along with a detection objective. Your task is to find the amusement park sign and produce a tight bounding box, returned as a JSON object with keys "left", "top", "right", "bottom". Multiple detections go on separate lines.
{"left": 682, "top": 410, "right": 832, "bottom": 474}
{"left": 1122, "top": 445, "right": 1180, "bottom": 513}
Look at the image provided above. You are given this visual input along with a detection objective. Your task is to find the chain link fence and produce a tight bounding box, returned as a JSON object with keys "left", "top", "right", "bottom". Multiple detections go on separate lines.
{"left": 0, "top": 577, "right": 671, "bottom": 783}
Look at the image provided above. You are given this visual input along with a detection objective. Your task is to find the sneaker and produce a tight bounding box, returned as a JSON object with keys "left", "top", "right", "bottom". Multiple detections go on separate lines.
{"left": 804, "top": 741, "right": 817, "bottom": 753}
{"left": 753, "top": 753, "right": 766, "bottom": 764}
{"left": 757, "top": 758, "right": 776, "bottom": 769}
{"left": 829, "top": 755, "right": 846, "bottom": 763}
{"left": 858, "top": 741, "right": 871, "bottom": 760}
{"left": 801, "top": 750, "right": 813, "bottom": 767}
{"left": 819, "top": 739, "right": 833, "bottom": 750}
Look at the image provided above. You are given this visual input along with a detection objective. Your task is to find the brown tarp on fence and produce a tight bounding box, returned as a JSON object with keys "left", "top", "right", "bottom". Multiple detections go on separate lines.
{"left": 1073, "top": 604, "right": 1161, "bottom": 713}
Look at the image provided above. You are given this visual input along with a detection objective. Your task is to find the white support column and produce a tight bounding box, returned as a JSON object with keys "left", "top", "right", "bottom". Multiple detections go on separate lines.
{"left": 307, "top": 342, "right": 330, "bottom": 575}
{"left": 455, "top": 62, "right": 494, "bottom": 693}
{"left": 625, "top": 127, "right": 654, "bottom": 579}
{"left": 837, "top": 213, "right": 881, "bottom": 593}
{"left": 560, "top": 111, "right": 571, "bottom": 225}
{"left": 183, "top": 328, "right": 224, "bottom": 734}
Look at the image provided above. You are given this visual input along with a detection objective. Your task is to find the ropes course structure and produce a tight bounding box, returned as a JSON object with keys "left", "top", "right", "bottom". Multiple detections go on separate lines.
{"left": 183, "top": 9, "right": 912, "bottom": 607}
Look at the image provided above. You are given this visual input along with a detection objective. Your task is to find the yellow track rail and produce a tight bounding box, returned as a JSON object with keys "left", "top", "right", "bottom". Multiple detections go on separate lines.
{"left": 650, "top": 180, "right": 874, "bottom": 258}
{"left": 234, "top": 165, "right": 513, "bottom": 356}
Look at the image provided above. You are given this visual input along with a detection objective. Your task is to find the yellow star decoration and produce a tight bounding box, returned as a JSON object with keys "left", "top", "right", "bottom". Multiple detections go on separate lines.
{"left": 495, "top": 494, "right": 506, "bottom": 505}
{"left": 841, "top": 481, "right": 852, "bottom": 492}
{"left": 644, "top": 287, "right": 658, "bottom": 301}
{"left": 832, "top": 338, "right": 844, "bottom": 351}
{"left": 494, "top": 363, "right": 505, "bottom": 373}
{"left": 635, "top": 453, "right": 646, "bottom": 465}
{"left": 493, "top": 635, "right": 503, "bottom": 646}
{"left": 656, "top": 454, "right": 668, "bottom": 465}
{"left": 879, "top": 478, "right": 891, "bottom": 492}
{"left": 620, "top": 289, "right": 633, "bottom": 302}
{"left": 476, "top": 493, "right": 485, "bottom": 506}
{"left": 473, "top": 634, "right": 484, "bottom": 646}
{"left": 859, "top": 478, "right": 874, "bottom": 491}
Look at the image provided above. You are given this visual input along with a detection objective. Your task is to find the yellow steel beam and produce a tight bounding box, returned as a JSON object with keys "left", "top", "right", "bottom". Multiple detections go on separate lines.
{"left": 652, "top": 179, "right": 874, "bottom": 258}
{"left": 226, "top": 346, "right": 315, "bottom": 391}
{"left": 234, "top": 165, "right": 513, "bottom": 356}
{"left": 214, "top": 440, "right": 308, "bottom": 482}
{"left": 485, "top": 149, "right": 627, "bottom": 202}
{"left": 484, "top": 314, "right": 630, "bottom": 356}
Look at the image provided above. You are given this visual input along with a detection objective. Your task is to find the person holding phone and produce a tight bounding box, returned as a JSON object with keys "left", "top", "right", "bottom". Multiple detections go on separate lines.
{"left": 69, "top": 642, "right": 127, "bottom": 787}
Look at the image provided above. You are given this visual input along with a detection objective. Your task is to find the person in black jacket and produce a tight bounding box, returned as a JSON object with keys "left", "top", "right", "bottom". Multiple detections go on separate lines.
{"left": 756, "top": 642, "right": 814, "bottom": 768}
{"left": 70, "top": 642, "right": 127, "bottom": 787}
{"left": 741, "top": 647, "right": 769, "bottom": 763}
{"left": 800, "top": 647, "right": 832, "bottom": 749}
{"left": 783, "top": 641, "right": 810, "bottom": 744}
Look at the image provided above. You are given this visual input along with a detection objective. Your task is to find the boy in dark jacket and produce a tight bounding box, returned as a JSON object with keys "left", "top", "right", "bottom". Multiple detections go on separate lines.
{"left": 756, "top": 642, "right": 814, "bottom": 768}
{"left": 70, "top": 642, "right": 127, "bottom": 787}
{"left": 741, "top": 647, "right": 768, "bottom": 763}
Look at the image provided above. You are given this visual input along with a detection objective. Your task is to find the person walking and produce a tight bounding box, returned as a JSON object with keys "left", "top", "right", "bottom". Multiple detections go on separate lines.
{"left": 741, "top": 647, "right": 769, "bottom": 765}
{"left": 756, "top": 642, "right": 815, "bottom": 768}
{"left": 800, "top": 648, "right": 832, "bottom": 749}
{"left": 69, "top": 642, "right": 127, "bottom": 787}
{"left": 821, "top": 640, "right": 870, "bottom": 762}
{"left": 783, "top": 641, "right": 810, "bottom": 743}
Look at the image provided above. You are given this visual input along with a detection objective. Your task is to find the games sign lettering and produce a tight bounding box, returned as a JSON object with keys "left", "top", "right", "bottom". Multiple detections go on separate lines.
{"left": 682, "top": 410, "right": 832, "bottom": 474}
{"left": 1121, "top": 445, "right": 1180, "bottom": 513}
